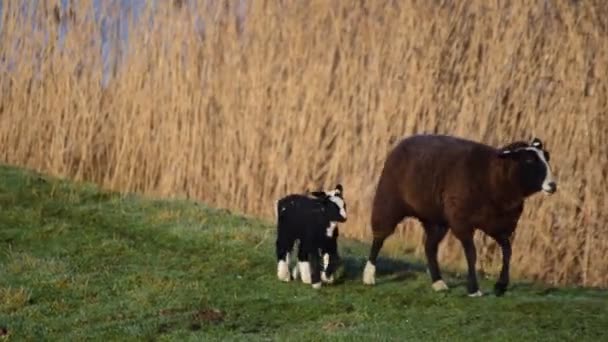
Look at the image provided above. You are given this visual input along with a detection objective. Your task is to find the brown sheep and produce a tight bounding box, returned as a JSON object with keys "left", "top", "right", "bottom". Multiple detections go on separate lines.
{"left": 362, "top": 134, "right": 556, "bottom": 297}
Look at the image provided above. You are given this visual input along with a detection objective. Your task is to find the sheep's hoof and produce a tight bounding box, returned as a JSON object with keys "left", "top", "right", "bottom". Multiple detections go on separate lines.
{"left": 362, "top": 261, "right": 376, "bottom": 285}
{"left": 431, "top": 280, "right": 449, "bottom": 292}
{"left": 467, "top": 290, "right": 484, "bottom": 297}
{"left": 494, "top": 282, "right": 508, "bottom": 296}
{"left": 312, "top": 282, "right": 322, "bottom": 289}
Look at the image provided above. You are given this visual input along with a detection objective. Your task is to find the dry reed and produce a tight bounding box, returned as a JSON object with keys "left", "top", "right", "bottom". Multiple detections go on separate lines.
{"left": 1, "top": 0, "right": 606, "bottom": 287}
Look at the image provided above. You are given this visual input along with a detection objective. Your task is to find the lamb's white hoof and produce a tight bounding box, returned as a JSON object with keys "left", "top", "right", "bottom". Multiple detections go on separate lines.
{"left": 277, "top": 260, "right": 290, "bottom": 282}
{"left": 298, "top": 262, "right": 312, "bottom": 284}
{"left": 468, "top": 290, "right": 484, "bottom": 297}
{"left": 321, "top": 271, "right": 334, "bottom": 284}
{"left": 323, "top": 253, "right": 330, "bottom": 269}
{"left": 362, "top": 261, "right": 376, "bottom": 285}
{"left": 432, "top": 280, "right": 449, "bottom": 292}
{"left": 312, "top": 282, "right": 322, "bottom": 289}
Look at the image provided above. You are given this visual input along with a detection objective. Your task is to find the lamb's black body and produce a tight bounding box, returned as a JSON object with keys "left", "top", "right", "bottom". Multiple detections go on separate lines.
{"left": 275, "top": 185, "right": 346, "bottom": 289}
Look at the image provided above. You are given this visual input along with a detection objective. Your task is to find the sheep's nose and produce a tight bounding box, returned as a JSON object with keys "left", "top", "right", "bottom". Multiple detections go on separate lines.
{"left": 545, "top": 181, "right": 557, "bottom": 194}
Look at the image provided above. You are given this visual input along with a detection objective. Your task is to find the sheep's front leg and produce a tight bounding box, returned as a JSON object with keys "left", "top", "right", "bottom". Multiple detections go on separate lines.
{"left": 455, "top": 231, "right": 482, "bottom": 297}
{"left": 493, "top": 234, "right": 512, "bottom": 296}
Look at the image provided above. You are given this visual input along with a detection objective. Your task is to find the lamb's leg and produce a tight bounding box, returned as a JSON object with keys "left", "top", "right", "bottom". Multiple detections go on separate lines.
{"left": 275, "top": 237, "right": 292, "bottom": 282}
{"left": 457, "top": 233, "right": 482, "bottom": 297}
{"left": 296, "top": 240, "right": 312, "bottom": 284}
{"left": 423, "top": 223, "right": 449, "bottom": 292}
{"left": 493, "top": 234, "right": 512, "bottom": 296}
{"left": 309, "top": 250, "right": 323, "bottom": 289}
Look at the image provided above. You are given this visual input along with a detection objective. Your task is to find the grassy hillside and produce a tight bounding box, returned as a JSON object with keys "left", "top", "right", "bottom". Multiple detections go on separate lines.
{"left": 1, "top": 1, "right": 607, "bottom": 287}
{"left": 1, "top": 165, "right": 607, "bottom": 341}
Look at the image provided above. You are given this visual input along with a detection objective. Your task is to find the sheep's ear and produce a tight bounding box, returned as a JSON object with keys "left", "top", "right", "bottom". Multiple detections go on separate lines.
{"left": 498, "top": 148, "right": 515, "bottom": 158}
{"left": 531, "top": 137, "right": 543, "bottom": 148}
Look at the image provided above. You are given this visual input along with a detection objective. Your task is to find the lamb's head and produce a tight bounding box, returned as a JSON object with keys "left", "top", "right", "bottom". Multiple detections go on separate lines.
{"left": 307, "top": 184, "right": 347, "bottom": 222}
{"left": 498, "top": 137, "right": 557, "bottom": 196}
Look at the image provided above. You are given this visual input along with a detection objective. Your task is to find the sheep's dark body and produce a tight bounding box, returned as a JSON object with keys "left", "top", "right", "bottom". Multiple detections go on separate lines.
{"left": 363, "top": 134, "right": 556, "bottom": 296}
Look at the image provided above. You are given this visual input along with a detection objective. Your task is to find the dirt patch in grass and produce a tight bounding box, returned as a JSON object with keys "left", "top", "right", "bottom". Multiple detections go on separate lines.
{"left": 189, "top": 308, "right": 224, "bottom": 331}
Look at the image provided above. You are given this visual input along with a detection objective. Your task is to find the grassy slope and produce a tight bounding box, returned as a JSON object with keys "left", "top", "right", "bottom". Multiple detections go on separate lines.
{"left": 0, "top": 165, "right": 607, "bottom": 341}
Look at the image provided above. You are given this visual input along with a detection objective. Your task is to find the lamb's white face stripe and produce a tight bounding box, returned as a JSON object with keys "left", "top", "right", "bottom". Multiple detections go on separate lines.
{"left": 524, "top": 147, "right": 555, "bottom": 193}
{"left": 329, "top": 195, "right": 346, "bottom": 219}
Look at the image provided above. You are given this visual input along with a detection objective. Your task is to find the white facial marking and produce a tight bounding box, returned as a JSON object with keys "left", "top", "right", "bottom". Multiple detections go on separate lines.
{"left": 432, "top": 280, "right": 449, "bottom": 292}
{"left": 468, "top": 290, "right": 484, "bottom": 297}
{"left": 298, "top": 262, "right": 312, "bottom": 284}
{"left": 362, "top": 261, "right": 376, "bottom": 285}
{"left": 524, "top": 147, "right": 555, "bottom": 193}
{"left": 277, "top": 260, "right": 290, "bottom": 282}
{"left": 328, "top": 195, "right": 346, "bottom": 219}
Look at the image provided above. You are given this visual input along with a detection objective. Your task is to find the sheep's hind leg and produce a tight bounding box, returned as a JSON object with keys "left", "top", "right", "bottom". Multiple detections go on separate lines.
{"left": 363, "top": 236, "right": 386, "bottom": 285}
{"left": 423, "top": 223, "right": 449, "bottom": 292}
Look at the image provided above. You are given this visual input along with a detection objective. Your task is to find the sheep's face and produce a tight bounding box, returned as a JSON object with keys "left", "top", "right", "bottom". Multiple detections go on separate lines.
{"left": 498, "top": 138, "right": 557, "bottom": 196}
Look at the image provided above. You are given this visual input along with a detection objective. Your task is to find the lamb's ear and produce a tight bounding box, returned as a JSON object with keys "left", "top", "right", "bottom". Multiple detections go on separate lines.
{"left": 309, "top": 191, "right": 327, "bottom": 198}
{"left": 531, "top": 137, "right": 543, "bottom": 148}
{"left": 334, "top": 184, "right": 343, "bottom": 196}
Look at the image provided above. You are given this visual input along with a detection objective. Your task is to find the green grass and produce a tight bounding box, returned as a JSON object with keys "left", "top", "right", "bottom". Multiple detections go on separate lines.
{"left": 0, "top": 164, "right": 607, "bottom": 341}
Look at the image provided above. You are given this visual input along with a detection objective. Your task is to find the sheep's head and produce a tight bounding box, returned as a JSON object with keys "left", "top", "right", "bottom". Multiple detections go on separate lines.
{"left": 498, "top": 138, "right": 557, "bottom": 196}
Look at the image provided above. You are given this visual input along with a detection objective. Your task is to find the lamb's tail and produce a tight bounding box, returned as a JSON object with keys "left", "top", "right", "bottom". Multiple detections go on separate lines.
{"left": 275, "top": 199, "right": 287, "bottom": 222}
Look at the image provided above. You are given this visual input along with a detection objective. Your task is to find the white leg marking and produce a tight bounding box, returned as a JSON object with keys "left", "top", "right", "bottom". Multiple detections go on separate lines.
{"left": 468, "top": 290, "right": 484, "bottom": 297}
{"left": 277, "top": 260, "right": 290, "bottom": 282}
{"left": 312, "top": 282, "right": 322, "bottom": 289}
{"left": 362, "top": 261, "right": 376, "bottom": 285}
{"left": 432, "top": 280, "right": 449, "bottom": 292}
{"left": 323, "top": 253, "right": 330, "bottom": 270}
{"left": 299, "top": 262, "right": 312, "bottom": 284}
